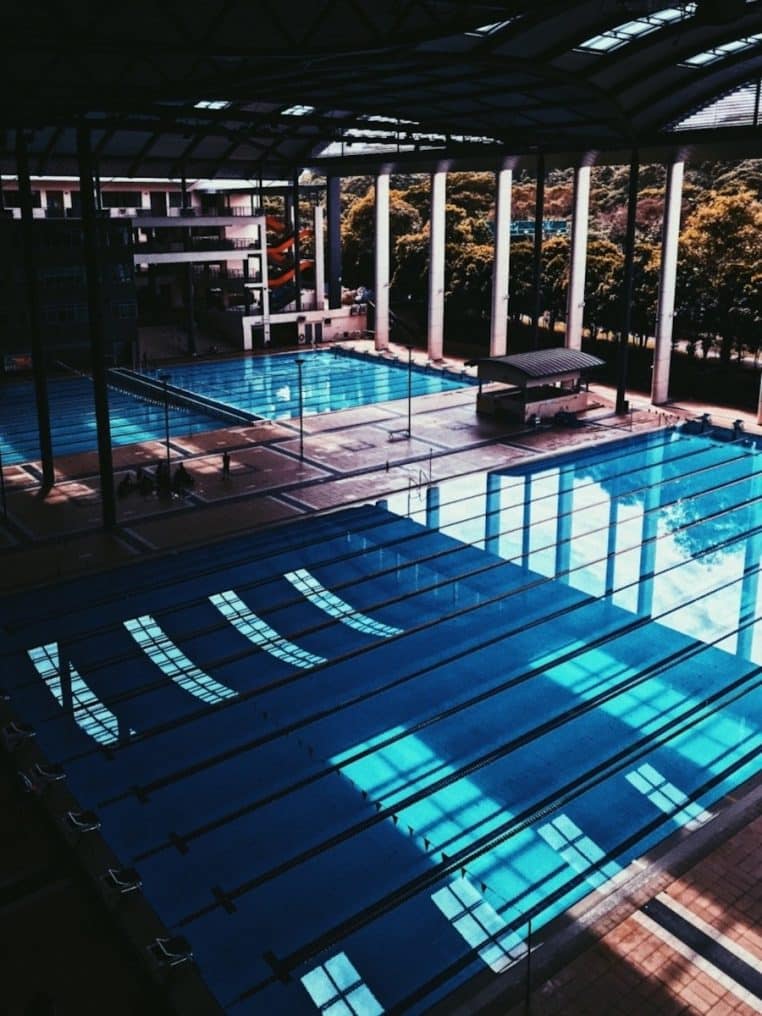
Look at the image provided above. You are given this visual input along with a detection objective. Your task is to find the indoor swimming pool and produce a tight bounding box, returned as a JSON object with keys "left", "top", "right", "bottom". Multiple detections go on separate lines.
{"left": 0, "top": 350, "right": 473, "bottom": 466}
{"left": 150, "top": 348, "right": 472, "bottom": 420}
{"left": 1, "top": 428, "right": 760, "bottom": 1013}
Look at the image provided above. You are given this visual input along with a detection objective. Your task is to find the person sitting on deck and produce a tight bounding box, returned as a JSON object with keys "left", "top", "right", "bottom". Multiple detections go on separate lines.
{"left": 173, "top": 462, "right": 194, "bottom": 489}
{"left": 117, "top": 472, "right": 133, "bottom": 498}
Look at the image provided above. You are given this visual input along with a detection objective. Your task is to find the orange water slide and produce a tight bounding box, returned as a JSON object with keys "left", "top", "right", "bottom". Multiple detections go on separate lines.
{"left": 268, "top": 227, "right": 311, "bottom": 264}
{"left": 268, "top": 261, "right": 314, "bottom": 288}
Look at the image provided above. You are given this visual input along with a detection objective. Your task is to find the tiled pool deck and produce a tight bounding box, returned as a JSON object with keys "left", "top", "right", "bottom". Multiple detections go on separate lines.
{"left": 1, "top": 341, "right": 761, "bottom": 1014}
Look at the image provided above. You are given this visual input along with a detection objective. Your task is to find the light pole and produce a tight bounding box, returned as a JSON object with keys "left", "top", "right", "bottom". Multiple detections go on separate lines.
{"left": 295, "top": 357, "right": 305, "bottom": 460}
{"left": 0, "top": 444, "right": 7, "bottom": 524}
{"left": 158, "top": 371, "right": 171, "bottom": 481}
{"left": 406, "top": 343, "right": 413, "bottom": 438}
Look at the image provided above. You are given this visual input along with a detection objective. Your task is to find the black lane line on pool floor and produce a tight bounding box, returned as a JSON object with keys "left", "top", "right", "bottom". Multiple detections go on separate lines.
{"left": 642, "top": 897, "right": 762, "bottom": 1000}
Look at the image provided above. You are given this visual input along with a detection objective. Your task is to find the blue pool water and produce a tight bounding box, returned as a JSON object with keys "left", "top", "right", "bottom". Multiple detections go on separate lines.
{"left": 0, "top": 375, "right": 219, "bottom": 466}
{"left": 1, "top": 429, "right": 759, "bottom": 1013}
{"left": 155, "top": 348, "right": 472, "bottom": 420}
{"left": 0, "top": 351, "right": 473, "bottom": 466}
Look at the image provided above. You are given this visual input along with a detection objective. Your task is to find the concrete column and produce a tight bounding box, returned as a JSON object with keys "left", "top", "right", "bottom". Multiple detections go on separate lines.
{"left": 426, "top": 485, "right": 440, "bottom": 530}
{"left": 531, "top": 153, "right": 545, "bottom": 350}
{"left": 652, "top": 159, "right": 684, "bottom": 405}
{"left": 313, "top": 203, "right": 325, "bottom": 311}
{"left": 16, "top": 129, "right": 55, "bottom": 490}
{"left": 327, "top": 175, "right": 342, "bottom": 309}
{"left": 490, "top": 165, "right": 512, "bottom": 357}
{"left": 616, "top": 152, "right": 640, "bottom": 414}
{"left": 485, "top": 473, "right": 501, "bottom": 555}
{"left": 428, "top": 167, "right": 446, "bottom": 362}
{"left": 565, "top": 163, "right": 591, "bottom": 351}
{"left": 374, "top": 172, "right": 390, "bottom": 350}
{"left": 185, "top": 265, "right": 196, "bottom": 355}
{"left": 78, "top": 125, "right": 116, "bottom": 531}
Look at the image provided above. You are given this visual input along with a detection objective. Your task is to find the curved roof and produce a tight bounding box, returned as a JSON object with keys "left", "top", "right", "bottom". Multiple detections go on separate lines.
{"left": 2, "top": 2, "right": 762, "bottom": 179}
{"left": 477, "top": 349, "right": 606, "bottom": 385}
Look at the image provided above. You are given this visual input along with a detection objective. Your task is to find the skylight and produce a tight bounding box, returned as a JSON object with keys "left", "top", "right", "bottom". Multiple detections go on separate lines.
{"left": 669, "top": 79, "right": 761, "bottom": 129}
{"left": 682, "top": 32, "right": 762, "bottom": 66}
{"left": 577, "top": 5, "right": 695, "bottom": 53}
{"left": 194, "top": 99, "right": 230, "bottom": 111}
{"left": 282, "top": 104, "right": 316, "bottom": 116}
{"left": 466, "top": 18, "right": 517, "bottom": 38}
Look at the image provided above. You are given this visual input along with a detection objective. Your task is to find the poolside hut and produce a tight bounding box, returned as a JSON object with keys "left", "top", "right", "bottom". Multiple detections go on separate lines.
{"left": 474, "top": 348, "right": 604, "bottom": 423}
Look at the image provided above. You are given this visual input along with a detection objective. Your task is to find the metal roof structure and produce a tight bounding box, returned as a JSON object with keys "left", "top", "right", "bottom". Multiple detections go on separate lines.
{"left": 2, "top": 2, "right": 762, "bottom": 179}
{"left": 477, "top": 349, "right": 605, "bottom": 386}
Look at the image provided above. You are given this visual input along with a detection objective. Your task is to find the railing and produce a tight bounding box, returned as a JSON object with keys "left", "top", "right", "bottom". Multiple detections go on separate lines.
{"left": 108, "top": 367, "right": 265, "bottom": 425}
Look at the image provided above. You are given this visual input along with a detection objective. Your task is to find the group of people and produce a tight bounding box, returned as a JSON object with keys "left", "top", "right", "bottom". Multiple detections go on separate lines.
{"left": 117, "top": 462, "right": 195, "bottom": 499}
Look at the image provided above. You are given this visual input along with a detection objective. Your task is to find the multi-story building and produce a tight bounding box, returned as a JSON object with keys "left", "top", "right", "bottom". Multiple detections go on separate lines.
{"left": 0, "top": 176, "right": 366, "bottom": 371}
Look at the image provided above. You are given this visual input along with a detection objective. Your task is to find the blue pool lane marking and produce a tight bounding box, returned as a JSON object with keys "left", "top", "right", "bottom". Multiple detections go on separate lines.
{"left": 27, "top": 643, "right": 123, "bottom": 745}
{"left": 209, "top": 590, "right": 325, "bottom": 669}
{"left": 431, "top": 878, "right": 525, "bottom": 973}
{"left": 536, "top": 813, "right": 621, "bottom": 890}
{"left": 124, "top": 615, "right": 238, "bottom": 704}
{"left": 625, "top": 763, "right": 713, "bottom": 831}
{"left": 284, "top": 568, "right": 403, "bottom": 638}
{"left": 300, "top": 951, "right": 384, "bottom": 1015}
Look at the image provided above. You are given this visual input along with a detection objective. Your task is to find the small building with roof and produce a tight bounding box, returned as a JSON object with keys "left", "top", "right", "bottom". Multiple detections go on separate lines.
{"left": 474, "top": 348, "right": 605, "bottom": 423}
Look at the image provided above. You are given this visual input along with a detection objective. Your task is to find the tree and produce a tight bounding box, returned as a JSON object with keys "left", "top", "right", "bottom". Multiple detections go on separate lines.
{"left": 341, "top": 186, "right": 422, "bottom": 288}
{"left": 675, "top": 189, "right": 762, "bottom": 363}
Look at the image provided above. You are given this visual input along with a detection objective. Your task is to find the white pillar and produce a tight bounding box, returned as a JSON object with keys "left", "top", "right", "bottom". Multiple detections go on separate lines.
{"left": 374, "top": 172, "right": 390, "bottom": 350}
{"left": 428, "top": 167, "right": 446, "bottom": 362}
{"left": 565, "top": 163, "right": 591, "bottom": 351}
{"left": 313, "top": 203, "right": 325, "bottom": 312}
{"left": 652, "top": 159, "right": 684, "bottom": 405}
{"left": 490, "top": 166, "right": 512, "bottom": 357}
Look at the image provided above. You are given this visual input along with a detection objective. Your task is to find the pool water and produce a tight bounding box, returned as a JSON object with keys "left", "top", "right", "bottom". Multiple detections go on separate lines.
{"left": 154, "top": 348, "right": 472, "bottom": 420}
{"left": 0, "top": 351, "right": 472, "bottom": 466}
{"left": 1, "top": 429, "right": 759, "bottom": 1013}
{"left": 0, "top": 375, "right": 219, "bottom": 466}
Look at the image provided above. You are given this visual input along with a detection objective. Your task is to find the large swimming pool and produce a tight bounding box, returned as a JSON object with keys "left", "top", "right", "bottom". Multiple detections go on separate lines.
{"left": 1, "top": 429, "right": 759, "bottom": 1013}
{"left": 0, "top": 351, "right": 473, "bottom": 465}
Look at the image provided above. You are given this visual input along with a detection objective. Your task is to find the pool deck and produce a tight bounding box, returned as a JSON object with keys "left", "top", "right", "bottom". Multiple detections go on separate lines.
{"left": 1, "top": 340, "right": 761, "bottom": 1015}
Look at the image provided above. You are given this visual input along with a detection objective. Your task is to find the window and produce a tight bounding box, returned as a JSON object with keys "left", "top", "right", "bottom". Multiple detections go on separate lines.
{"left": 300, "top": 953, "right": 383, "bottom": 1015}
{"left": 577, "top": 6, "right": 694, "bottom": 53}
{"left": 194, "top": 99, "right": 230, "bottom": 110}
{"left": 1, "top": 189, "right": 42, "bottom": 207}
{"left": 100, "top": 191, "right": 142, "bottom": 208}
{"left": 682, "top": 32, "right": 762, "bottom": 67}
{"left": 282, "top": 104, "right": 316, "bottom": 116}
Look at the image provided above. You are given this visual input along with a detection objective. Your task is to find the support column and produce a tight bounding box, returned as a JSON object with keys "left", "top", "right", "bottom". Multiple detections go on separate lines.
{"left": 616, "top": 152, "right": 639, "bottom": 415}
{"left": 652, "top": 159, "right": 684, "bottom": 405}
{"left": 16, "top": 129, "right": 55, "bottom": 490}
{"left": 313, "top": 203, "right": 325, "bottom": 311}
{"left": 427, "top": 166, "right": 446, "bottom": 362}
{"left": 78, "top": 125, "right": 116, "bottom": 531}
{"left": 531, "top": 153, "right": 545, "bottom": 350}
{"left": 485, "top": 473, "right": 501, "bottom": 555}
{"left": 326, "top": 175, "right": 342, "bottom": 309}
{"left": 489, "top": 164, "right": 512, "bottom": 357}
{"left": 374, "top": 171, "right": 390, "bottom": 350}
{"left": 565, "top": 162, "right": 592, "bottom": 351}
{"left": 185, "top": 266, "right": 196, "bottom": 356}
{"left": 292, "top": 171, "right": 302, "bottom": 313}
